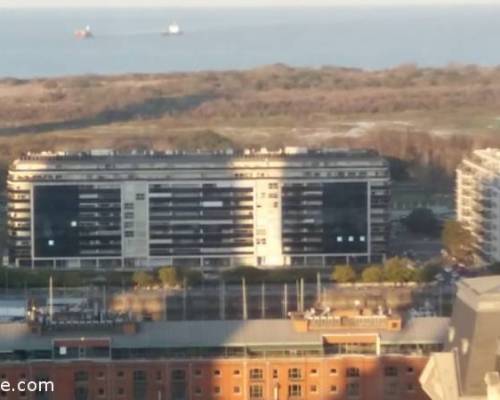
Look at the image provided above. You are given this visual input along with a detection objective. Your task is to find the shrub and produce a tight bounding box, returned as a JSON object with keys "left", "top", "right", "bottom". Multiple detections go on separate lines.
{"left": 331, "top": 264, "right": 357, "bottom": 283}
{"left": 361, "top": 265, "right": 384, "bottom": 283}
{"left": 157, "top": 266, "right": 180, "bottom": 288}
{"left": 132, "top": 271, "right": 155, "bottom": 287}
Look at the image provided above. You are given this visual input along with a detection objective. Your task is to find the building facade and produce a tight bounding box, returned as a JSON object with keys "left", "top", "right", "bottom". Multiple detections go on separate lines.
{"left": 0, "top": 314, "right": 447, "bottom": 400}
{"left": 456, "top": 148, "right": 500, "bottom": 263}
{"left": 7, "top": 148, "right": 390, "bottom": 270}
{"left": 420, "top": 276, "right": 500, "bottom": 400}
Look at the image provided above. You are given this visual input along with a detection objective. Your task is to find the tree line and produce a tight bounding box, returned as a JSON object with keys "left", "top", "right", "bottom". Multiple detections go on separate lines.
{"left": 331, "top": 257, "right": 440, "bottom": 284}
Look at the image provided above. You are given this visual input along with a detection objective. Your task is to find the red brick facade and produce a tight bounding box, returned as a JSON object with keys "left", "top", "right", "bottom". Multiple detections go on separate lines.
{"left": 0, "top": 355, "right": 429, "bottom": 400}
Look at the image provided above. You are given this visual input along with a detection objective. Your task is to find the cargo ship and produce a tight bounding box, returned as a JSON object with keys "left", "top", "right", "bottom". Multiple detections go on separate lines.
{"left": 75, "top": 26, "right": 93, "bottom": 39}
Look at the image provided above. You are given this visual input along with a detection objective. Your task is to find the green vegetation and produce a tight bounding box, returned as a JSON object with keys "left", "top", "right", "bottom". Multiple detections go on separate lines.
{"left": 0, "top": 266, "right": 200, "bottom": 289}
{"left": 330, "top": 257, "right": 439, "bottom": 284}
{"left": 441, "top": 220, "right": 474, "bottom": 263}
{"left": 361, "top": 265, "right": 385, "bottom": 283}
{"left": 403, "top": 208, "right": 440, "bottom": 236}
{"left": 0, "top": 268, "right": 133, "bottom": 289}
{"left": 2, "top": 64, "right": 500, "bottom": 195}
{"left": 383, "top": 257, "right": 416, "bottom": 283}
{"left": 331, "top": 265, "right": 357, "bottom": 283}
{"left": 157, "top": 266, "right": 181, "bottom": 288}
{"left": 132, "top": 271, "right": 155, "bottom": 288}
{"left": 419, "top": 263, "right": 443, "bottom": 282}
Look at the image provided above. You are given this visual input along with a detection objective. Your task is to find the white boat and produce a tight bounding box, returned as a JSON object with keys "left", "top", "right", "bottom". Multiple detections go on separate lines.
{"left": 162, "top": 22, "right": 182, "bottom": 36}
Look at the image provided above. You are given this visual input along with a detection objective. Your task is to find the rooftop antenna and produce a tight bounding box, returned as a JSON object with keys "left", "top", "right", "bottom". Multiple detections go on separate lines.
{"left": 300, "top": 278, "right": 305, "bottom": 313}
{"left": 242, "top": 277, "right": 248, "bottom": 320}
{"left": 316, "top": 272, "right": 321, "bottom": 305}
{"left": 283, "top": 283, "right": 288, "bottom": 318}
{"left": 261, "top": 282, "right": 266, "bottom": 319}
{"left": 49, "top": 276, "right": 54, "bottom": 323}
{"left": 219, "top": 280, "right": 226, "bottom": 320}
{"left": 182, "top": 277, "right": 187, "bottom": 320}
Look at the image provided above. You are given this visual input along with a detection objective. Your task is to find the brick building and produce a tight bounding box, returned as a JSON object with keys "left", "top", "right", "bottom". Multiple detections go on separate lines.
{"left": 0, "top": 313, "right": 447, "bottom": 400}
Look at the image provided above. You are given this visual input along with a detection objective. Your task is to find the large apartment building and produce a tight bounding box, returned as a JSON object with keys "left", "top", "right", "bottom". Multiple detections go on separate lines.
{"left": 457, "top": 148, "right": 500, "bottom": 263}
{"left": 0, "top": 309, "right": 447, "bottom": 400}
{"left": 7, "top": 148, "right": 390, "bottom": 270}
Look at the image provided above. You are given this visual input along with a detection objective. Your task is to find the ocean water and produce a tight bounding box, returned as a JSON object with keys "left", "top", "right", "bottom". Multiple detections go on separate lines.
{"left": 1, "top": 6, "right": 500, "bottom": 78}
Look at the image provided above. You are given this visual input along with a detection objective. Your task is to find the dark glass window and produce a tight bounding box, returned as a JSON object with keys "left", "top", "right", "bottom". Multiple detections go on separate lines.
{"left": 322, "top": 182, "right": 368, "bottom": 253}
{"left": 34, "top": 185, "right": 80, "bottom": 257}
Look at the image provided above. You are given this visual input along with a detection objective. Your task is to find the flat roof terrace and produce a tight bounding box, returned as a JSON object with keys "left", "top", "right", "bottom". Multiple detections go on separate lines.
{"left": 0, "top": 317, "right": 449, "bottom": 354}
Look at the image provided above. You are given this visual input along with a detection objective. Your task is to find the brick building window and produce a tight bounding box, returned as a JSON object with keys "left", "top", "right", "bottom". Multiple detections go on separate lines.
{"left": 407, "top": 366, "right": 414, "bottom": 374}
{"left": 194, "top": 387, "right": 202, "bottom": 396}
{"left": 330, "top": 368, "right": 338, "bottom": 375}
{"left": 288, "top": 368, "right": 302, "bottom": 380}
{"left": 74, "top": 371, "right": 89, "bottom": 382}
{"left": 346, "top": 382, "right": 360, "bottom": 397}
{"left": 171, "top": 370, "right": 186, "bottom": 381}
{"left": 194, "top": 369, "right": 202, "bottom": 377}
{"left": 310, "top": 384, "right": 318, "bottom": 393}
{"left": 233, "top": 369, "right": 241, "bottom": 376}
{"left": 346, "top": 367, "right": 360, "bottom": 378}
{"left": 330, "top": 385, "right": 337, "bottom": 393}
{"left": 34, "top": 374, "right": 51, "bottom": 400}
{"left": 250, "top": 368, "right": 263, "bottom": 380}
{"left": 213, "top": 369, "right": 221, "bottom": 377}
{"left": 133, "top": 370, "right": 147, "bottom": 400}
{"left": 74, "top": 387, "right": 88, "bottom": 400}
{"left": 288, "top": 384, "right": 302, "bottom": 398}
{"left": 233, "top": 386, "right": 241, "bottom": 394}
{"left": 249, "top": 384, "right": 263, "bottom": 399}
{"left": 214, "top": 386, "right": 221, "bottom": 395}
{"left": 407, "top": 383, "right": 415, "bottom": 392}
{"left": 272, "top": 369, "right": 278, "bottom": 379}
{"left": 384, "top": 366, "right": 398, "bottom": 377}
{"left": 384, "top": 381, "right": 399, "bottom": 397}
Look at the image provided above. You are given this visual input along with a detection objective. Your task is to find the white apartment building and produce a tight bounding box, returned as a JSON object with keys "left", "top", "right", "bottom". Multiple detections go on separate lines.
{"left": 457, "top": 148, "right": 500, "bottom": 263}
{"left": 8, "top": 147, "right": 390, "bottom": 270}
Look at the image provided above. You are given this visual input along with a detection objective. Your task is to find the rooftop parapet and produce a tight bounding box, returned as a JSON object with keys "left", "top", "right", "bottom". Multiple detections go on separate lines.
{"left": 290, "top": 306, "right": 402, "bottom": 333}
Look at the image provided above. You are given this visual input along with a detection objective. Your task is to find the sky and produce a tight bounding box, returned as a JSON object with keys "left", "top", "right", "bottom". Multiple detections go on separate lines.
{"left": 1, "top": 0, "right": 500, "bottom": 7}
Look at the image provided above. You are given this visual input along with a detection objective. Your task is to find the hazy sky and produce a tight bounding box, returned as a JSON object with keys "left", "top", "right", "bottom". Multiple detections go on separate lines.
{"left": 1, "top": 0, "right": 500, "bottom": 7}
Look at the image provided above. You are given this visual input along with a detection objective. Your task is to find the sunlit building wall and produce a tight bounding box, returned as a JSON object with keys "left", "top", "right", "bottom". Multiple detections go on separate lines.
{"left": 7, "top": 148, "right": 390, "bottom": 270}
{"left": 457, "top": 148, "right": 500, "bottom": 263}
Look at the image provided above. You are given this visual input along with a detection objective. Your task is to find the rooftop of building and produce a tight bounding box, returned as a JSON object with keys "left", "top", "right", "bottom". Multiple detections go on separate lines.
{"left": 11, "top": 147, "right": 387, "bottom": 167}
{"left": 0, "top": 317, "right": 449, "bottom": 352}
{"left": 459, "top": 276, "right": 500, "bottom": 296}
{"left": 461, "top": 148, "right": 500, "bottom": 172}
